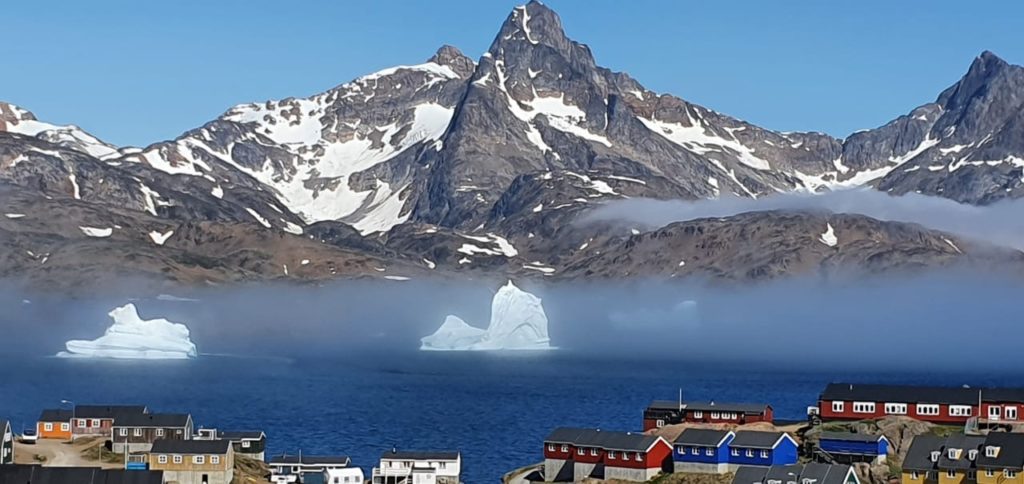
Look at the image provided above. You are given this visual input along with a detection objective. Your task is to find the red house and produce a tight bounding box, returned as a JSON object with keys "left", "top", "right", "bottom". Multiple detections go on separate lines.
{"left": 542, "top": 427, "right": 672, "bottom": 482}
{"left": 643, "top": 400, "right": 773, "bottom": 431}
{"left": 815, "top": 383, "right": 1024, "bottom": 425}
{"left": 71, "top": 405, "right": 148, "bottom": 438}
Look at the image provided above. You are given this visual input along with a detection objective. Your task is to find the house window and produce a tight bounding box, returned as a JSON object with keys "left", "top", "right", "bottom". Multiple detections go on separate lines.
{"left": 61, "top": 423, "right": 69, "bottom": 431}
{"left": 911, "top": 471, "right": 920, "bottom": 480}
{"left": 706, "top": 448, "right": 714, "bottom": 456}
{"left": 119, "top": 428, "right": 128, "bottom": 436}
{"left": 677, "top": 446, "right": 685, "bottom": 454}
{"left": 561, "top": 445, "right": 568, "bottom": 452}
{"left": 608, "top": 451, "right": 616, "bottom": 460}
{"left": 985, "top": 470, "right": 994, "bottom": 477}
{"left": 691, "top": 447, "right": 699, "bottom": 455}
{"left": 986, "top": 446, "right": 1000, "bottom": 458}
{"left": 156, "top": 429, "right": 164, "bottom": 437}
{"left": 916, "top": 404, "right": 940, "bottom": 416}
{"left": 694, "top": 411, "right": 703, "bottom": 419}
{"left": 969, "top": 449, "right": 978, "bottom": 461}
{"left": 90, "top": 419, "right": 100, "bottom": 428}
{"left": 194, "top": 455, "right": 205, "bottom": 464}
{"left": 968, "top": 471, "right": 976, "bottom": 480}
{"left": 77, "top": 419, "right": 87, "bottom": 428}
{"left": 242, "top": 441, "right": 251, "bottom": 448}
{"left": 832, "top": 401, "right": 844, "bottom": 413}
{"left": 949, "top": 405, "right": 973, "bottom": 417}
{"left": 947, "top": 470, "right": 957, "bottom": 478}
{"left": 133, "top": 428, "right": 142, "bottom": 437}
{"left": 732, "top": 449, "right": 740, "bottom": 457}
{"left": 746, "top": 449, "right": 755, "bottom": 458}
{"left": 591, "top": 448, "right": 598, "bottom": 456}
{"left": 656, "top": 419, "right": 665, "bottom": 428}
{"left": 547, "top": 444, "right": 554, "bottom": 452}
{"left": 853, "top": 402, "right": 876, "bottom": 414}
{"left": 1007, "top": 407, "right": 1019, "bottom": 420}
{"left": 211, "top": 456, "right": 220, "bottom": 465}
{"left": 1006, "top": 470, "right": 1018, "bottom": 479}
{"left": 158, "top": 455, "right": 167, "bottom": 464}
{"left": 173, "top": 455, "right": 183, "bottom": 464}
{"left": 635, "top": 453, "right": 642, "bottom": 462}
{"left": 885, "top": 403, "right": 907, "bottom": 415}
{"left": 761, "top": 450, "right": 770, "bottom": 458}
{"left": 711, "top": 412, "right": 721, "bottom": 419}
{"left": 948, "top": 448, "right": 960, "bottom": 460}
{"left": 622, "top": 452, "right": 630, "bottom": 460}
{"left": 44, "top": 423, "right": 53, "bottom": 432}
{"left": 577, "top": 448, "right": 584, "bottom": 456}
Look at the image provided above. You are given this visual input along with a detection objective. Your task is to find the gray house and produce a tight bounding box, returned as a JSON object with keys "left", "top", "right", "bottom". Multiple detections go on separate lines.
{"left": 111, "top": 413, "right": 193, "bottom": 453}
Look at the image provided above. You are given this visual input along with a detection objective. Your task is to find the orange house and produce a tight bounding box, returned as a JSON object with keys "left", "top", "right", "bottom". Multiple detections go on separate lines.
{"left": 36, "top": 409, "right": 73, "bottom": 440}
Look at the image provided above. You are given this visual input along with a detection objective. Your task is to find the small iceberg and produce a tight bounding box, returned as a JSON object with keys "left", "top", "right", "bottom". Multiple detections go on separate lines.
{"left": 57, "top": 303, "right": 198, "bottom": 359}
{"left": 421, "top": 281, "right": 553, "bottom": 351}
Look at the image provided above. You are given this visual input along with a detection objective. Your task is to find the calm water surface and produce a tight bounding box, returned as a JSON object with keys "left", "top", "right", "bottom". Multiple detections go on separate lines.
{"left": 2, "top": 353, "right": 1022, "bottom": 483}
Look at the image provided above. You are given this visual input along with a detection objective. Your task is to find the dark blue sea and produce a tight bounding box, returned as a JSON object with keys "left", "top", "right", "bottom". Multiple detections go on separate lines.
{"left": 2, "top": 354, "right": 1024, "bottom": 483}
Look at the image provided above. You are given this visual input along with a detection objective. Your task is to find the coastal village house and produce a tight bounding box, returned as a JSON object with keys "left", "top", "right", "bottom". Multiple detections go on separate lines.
{"left": 0, "top": 464, "right": 164, "bottom": 483}
{"left": 269, "top": 454, "right": 352, "bottom": 483}
{"left": 903, "top": 433, "right": 1024, "bottom": 484}
{"left": 673, "top": 429, "right": 736, "bottom": 474}
{"left": 196, "top": 429, "right": 267, "bottom": 461}
{"left": 728, "top": 431, "right": 799, "bottom": 468}
{"left": 35, "top": 409, "right": 73, "bottom": 440}
{"left": 371, "top": 450, "right": 461, "bottom": 484}
{"left": 148, "top": 439, "right": 234, "bottom": 484}
{"left": 815, "top": 383, "right": 1024, "bottom": 425}
{"left": 71, "top": 405, "right": 148, "bottom": 438}
{"left": 733, "top": 463, "right": 860, "bottom": 484}
{"left": 324, "top": 466, "right": 367, "bottom": 484}
{"left": 543, "top": 427, "right": 672, "bottom": 482}
{"left": 112, "top": 413, "right": 193, "bottom": 453}
{"left": 644, "top": 400, "right": 773, "bottom": 431}
{"left": 1, "top": 420, "right": 12, "bottom": 465}
{"left": 818, "top": 432, "right": 890, "bottom": 464}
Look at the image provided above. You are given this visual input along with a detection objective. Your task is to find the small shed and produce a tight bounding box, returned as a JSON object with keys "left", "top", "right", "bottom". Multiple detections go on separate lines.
{"left": 818, "top": 432, "right": 889, "bottom": 464}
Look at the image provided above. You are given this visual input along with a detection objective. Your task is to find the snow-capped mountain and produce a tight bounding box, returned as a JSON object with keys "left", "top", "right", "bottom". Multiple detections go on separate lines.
{"left": 3, "top": 1, "right": 1024, "bottom": 290}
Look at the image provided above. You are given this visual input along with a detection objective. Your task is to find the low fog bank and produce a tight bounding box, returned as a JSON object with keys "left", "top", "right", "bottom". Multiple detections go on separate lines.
{"left": 584, "top": 190, "right": 1024, "bottom": 250}
{"left": 3, "top": 271, "right": 1022, "bottom": 372}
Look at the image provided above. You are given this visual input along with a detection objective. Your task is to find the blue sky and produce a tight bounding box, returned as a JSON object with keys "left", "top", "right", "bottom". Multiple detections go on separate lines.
{"left": 3, "top": 0, "right": 1021, "bottom": 147}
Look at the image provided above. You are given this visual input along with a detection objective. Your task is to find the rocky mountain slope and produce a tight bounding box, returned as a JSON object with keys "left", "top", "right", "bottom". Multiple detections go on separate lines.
{"left": 2, "top": 1, "right": 1024, "bottom": 291}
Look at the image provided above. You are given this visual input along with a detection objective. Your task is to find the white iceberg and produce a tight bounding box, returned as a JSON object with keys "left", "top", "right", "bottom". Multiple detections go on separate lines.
{"left": 57, "top": 303, "right": 198, "bottom": 359}
{"left": 420, "top": 281, "right": 553, "bottom": 351}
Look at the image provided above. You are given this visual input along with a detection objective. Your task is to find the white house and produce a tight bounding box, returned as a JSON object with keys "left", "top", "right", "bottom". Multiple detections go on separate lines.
{"left": 325, "top": 467, "right": 366, "bottom": 484}
{"left": 372, "top": 450, "right": 461, "bottom": 484}
{"left": 269, "top": 454, "right": 352, "bottom": 484}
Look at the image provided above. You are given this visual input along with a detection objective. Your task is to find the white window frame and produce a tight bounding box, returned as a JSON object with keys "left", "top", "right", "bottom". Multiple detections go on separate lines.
{"left": 577, "top": 448, "right": 584, "bottom": 455}
{"left": 948, "top": 448, "right": 960, "bottom": 460}
{"left": 691, "top": 447, "right": 699, "bottom": 455}
{"left": 693, "top": 411, "right": 703, "bottom": 419}
{"left": 949, "top": 405, "right": 973, "bottom": 417}
{"left": 635, "top": 452, "right": 642, "bottom": 462}
{"left": 173, "top": 455, "right": 183, "bottom": 464}
{"left": 561, "top": 444, "right": 568, "bottom": 452}
{"left": 832, "top": 401, "right": 844, "bottom": 413}
{"left": 732, "top": 448, "right": 740, "bottom": 457}
{"left": 916, "top": 404, "right": 940, "bottom": 416}
{"left": 746, "top": 449, "right": 754, "bottom": 458}
{"left": 133, "top": 428, "right": 143, "bottom": 437}
{"left": 1007, "top": 406, "right": 1019, "bottom": 420}
{"left": 90, "top": 419, "right": 100, "bottom": 428}
{"left": 622, "top": 452, "right": 630, "bottom": 460}
{"left": 656, "top": 419, "right": 665, "bottom": 428}
{"left": 119, "top": 428, "right": 128, "bottom": 436}
{"left": 608, "top": 451, "right": 616, "bottom": 460}
{"left": 985, "top": 470, "right": 995, "bottom": 478}
{"left": 44, "top": 423, "right": 53, "bottom": 432}
{"left": 1007, "top": 470, "right": 1018, "bottom": 479}
{"left": 853, "top": 402, "right": 876, "bottom": 414}
{"left": 947, "top": 470, "right": 956, "bottom": 479}
{"left": 193, "top": 455, "right": 205, "bottom": 464}
{"left": 547, "top": 444, "right": 554, "bottom": 452}
{"left": 590, "top": 448, "right": 598, "bottom": 456}
{"left": 711, "top": 412, "right": 720, "bottom": 419}
{"left": 156, "top": 428, "right": 164, "bottom": 437}
{"left": 986, "top": 446, "right": 1000, "bottom": 458}
{"left": 158, "top": 455, "right": 167, "bottom": 464}
{"left": 60, "top": 423, "right": 69, "bottom": 431}
{"left": 885, "top": 403, "right": 907, "bottom": 415}
{"left": 77, "top": 419, "right": 87, "bottom": 428}
{"left": 911, "top": 471, "right": 920, "bottom": 480}
{"left": 211, "top": 455, "right": 220, "bottom": 465}
{"left": 761, "top": 450, "right": 770, "bottom": 458}
{"left": 706, "top": 448, "right": 714, "bottom": 456}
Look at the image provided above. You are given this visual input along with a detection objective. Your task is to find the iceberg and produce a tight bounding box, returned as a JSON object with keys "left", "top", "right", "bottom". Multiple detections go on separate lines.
{"left": 420, "top": 281, "right": 553, "bottom": 351}
{"left": 57, "top": 303, "right": 198, "bottom": 359}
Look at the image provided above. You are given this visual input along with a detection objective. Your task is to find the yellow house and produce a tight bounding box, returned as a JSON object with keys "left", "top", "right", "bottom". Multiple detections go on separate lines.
{"left": 149, "top": 438, "right": 234, "bottom": 484}
{"left": 902, "top": 435, "right": 987, "bottom": 484}
{"left": 976, "top": 433, "right": 1024, "bottom": 484}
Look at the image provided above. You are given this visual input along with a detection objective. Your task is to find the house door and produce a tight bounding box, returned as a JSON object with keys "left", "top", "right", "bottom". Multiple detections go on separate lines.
{"left": 1007, "top": 407, "right": 1018, "bottom": 420}
{"left": 989, "top": 406, "right": 1001, "bottom": 421}
{"left": 202, "top": 474, "right": 209, "bottom": 484}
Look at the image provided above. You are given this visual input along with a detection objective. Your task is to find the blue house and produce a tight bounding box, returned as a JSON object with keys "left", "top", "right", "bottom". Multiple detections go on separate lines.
{"left": 673, "top": 429, "right": 735, "bottom": 474}
{"left": 818, "top": 432, "right": 889, "bottom": 464}
{"left": 727, "top": 431, "right": 799, "bottom": 468}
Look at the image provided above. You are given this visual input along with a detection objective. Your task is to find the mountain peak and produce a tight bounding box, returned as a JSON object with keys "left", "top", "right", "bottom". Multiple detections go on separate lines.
{"left": 0, "top": 101, "right": 37, "bottom": 127}
{"left": 428, "top": 45, "right": 476, "bottom": 78}
{"left": 937, "top": 50, "right": 1015, "bottom": 109}
{"left": 490, "top": 1, "right": 569, "bottom": 52}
